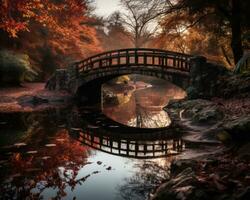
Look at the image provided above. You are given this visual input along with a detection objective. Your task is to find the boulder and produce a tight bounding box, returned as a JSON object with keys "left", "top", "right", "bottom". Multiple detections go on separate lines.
{"left": 215, "top": 73, "right": 250, "bottom": 98}
{"left": 223, "top": 116, "right": 250, "bottom": 140}
{"left": 0, "top": 50, "right": 37, "bottom": 85}
{"left": 151, "top": 168, "right": 201, "bottom": 200}
{"left": 166, "top": 99, "right": 224, "bottom": 125}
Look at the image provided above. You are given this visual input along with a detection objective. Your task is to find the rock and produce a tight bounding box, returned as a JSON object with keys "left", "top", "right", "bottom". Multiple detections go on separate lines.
{"left": 215, "top": 73, "right": 250, "bottom": 98}
{"left": 192, "top": 107, "right": 223, "bottom": 124}
{"left": 223, "top": 116, "right": 250, "bottom": 140}
{"left": 151, "top": 168, "right": 198, "bottom": 200}
{"left": 166, "top": 99, "right": 187, "bottom": 109}
{"left": 168, "top": 99, "right": 224, "bottom": 125}
{"left": 171, "top": 160, "right": 198, "bottom": 175}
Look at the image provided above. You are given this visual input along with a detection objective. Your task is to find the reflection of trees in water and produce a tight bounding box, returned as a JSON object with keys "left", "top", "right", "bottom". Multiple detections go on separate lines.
{"left": 102, "top": 75, "right": 186, "bottom": 128}
{"left": 0, "top": 110, "right": 92, "bottom": 200}
{"left": 1, "top": 131, "right": 92, "bottom": 199}
{"left": 118, "top": 159, "right": 172, "bottom": 200}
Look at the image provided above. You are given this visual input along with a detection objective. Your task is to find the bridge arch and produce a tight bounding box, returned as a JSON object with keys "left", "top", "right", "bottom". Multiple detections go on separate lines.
{"left": 46, "top": 48, "right": 193, "bottom": 96}
{"left": 71, "top": 48, "right": 191, "bottom": 92}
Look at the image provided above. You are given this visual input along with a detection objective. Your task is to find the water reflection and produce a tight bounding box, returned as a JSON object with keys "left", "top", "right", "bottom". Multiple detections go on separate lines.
{"left": 0, "top": 129, "right": 92, "bottom": 199}
{"left": 0, "top": 107, "right": 185, "bottom": 200}
{"left": 102, "top": 75, "right": 186, "bottom": 128}
{"left": 71, "top": 129, "right": 184, "bottom": 159}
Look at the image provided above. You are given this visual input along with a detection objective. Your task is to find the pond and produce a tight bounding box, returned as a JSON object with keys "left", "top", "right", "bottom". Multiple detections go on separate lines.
{"left": 0, "top": 75, "right": 221, "bottom": 200}
{"left": 102, "top": 75, "right": 186, "bottom": 128}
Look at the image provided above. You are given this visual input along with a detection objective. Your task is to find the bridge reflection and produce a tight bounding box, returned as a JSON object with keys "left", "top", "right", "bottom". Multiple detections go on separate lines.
{"left": 70, "top": 128, "right": 185, "bottom": 159}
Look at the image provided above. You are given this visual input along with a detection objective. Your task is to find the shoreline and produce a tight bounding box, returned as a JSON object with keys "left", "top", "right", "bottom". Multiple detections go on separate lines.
{"left": 0, "top": 83, "right": 73, "bottom": 113}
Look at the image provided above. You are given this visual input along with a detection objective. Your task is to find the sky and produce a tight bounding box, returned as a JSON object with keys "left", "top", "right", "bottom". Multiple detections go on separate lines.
{"left": 93, "top": 0, "right": 122, "bottom": 17}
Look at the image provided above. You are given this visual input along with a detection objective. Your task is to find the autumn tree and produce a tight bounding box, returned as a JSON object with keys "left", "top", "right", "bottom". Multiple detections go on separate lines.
{"left": 156, "top": 0, "right": 250, "bottom": 65}
{"left": 0, "top": 0, "right": 101, "bottom": 79}
{"left": 150, "top": 10, "right": 234, "bottom": 67}
{"left": 119, "top": 0, "right": 169, "bottom": 48}
{"left": 94, "top": 12, "right": 133, "bottom": 51}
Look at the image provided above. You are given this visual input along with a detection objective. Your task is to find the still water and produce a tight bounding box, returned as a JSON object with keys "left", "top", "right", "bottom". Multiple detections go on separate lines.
{"left": 0, "top": 75, "right": 211, "bottom": 200}
{"left": 102, "top": 75, "right": 186, "bottom": 128}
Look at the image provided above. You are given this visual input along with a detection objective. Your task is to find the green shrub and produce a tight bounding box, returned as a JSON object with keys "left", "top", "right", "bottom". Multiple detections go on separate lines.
{"left": 0, "top": 50, "right": 38, "bottom": 85}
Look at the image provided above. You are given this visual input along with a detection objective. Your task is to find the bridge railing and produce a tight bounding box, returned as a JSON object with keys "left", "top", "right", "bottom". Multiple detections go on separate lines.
{"left": 71, "top": 48, "right": 192, "bottom": 75}
{"left": 74, "top": 130, "right": 185, "bottom": 159}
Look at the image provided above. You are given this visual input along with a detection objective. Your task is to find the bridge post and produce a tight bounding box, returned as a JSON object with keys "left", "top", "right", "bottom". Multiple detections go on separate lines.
{"left": 152, "top": 50, "right": 155, "bottom": 65}
{"left": 118, "top": 51, "right": 120, "bottom": 65}
{"left": 99, "top": 59, "right": 102, "bottom": 68}
{"left": 144, "top": 53, "right": 147, "bottom": 65}
{"left": 135, "top": 49, "right": 138, "bottom": 64}
{"left": 126, "top": 50, "right": 129, "bottom": 65}
{"left": 109, "top": 53, "right": 112, "bottom": 66}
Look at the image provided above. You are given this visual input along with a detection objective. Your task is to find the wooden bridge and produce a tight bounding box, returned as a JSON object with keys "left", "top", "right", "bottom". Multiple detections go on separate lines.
{"left": 74, "top": 48, "right": 191, "bottom": 73}
{"left": 46, "top": 48, "right": 193, "bottom": 94}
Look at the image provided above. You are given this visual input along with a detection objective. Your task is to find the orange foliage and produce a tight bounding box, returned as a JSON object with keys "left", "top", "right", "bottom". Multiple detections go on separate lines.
{"left": 0, "top": 0, "right": 85, "bottom": 38}
{"left": 149, "top": 12, "right": 234, "bottom": 67}
{"left": 0, "top": 0, "right": 102, "bottom": 78}
{"left": 9, "top": 129, "right": 90, "bottom": 182}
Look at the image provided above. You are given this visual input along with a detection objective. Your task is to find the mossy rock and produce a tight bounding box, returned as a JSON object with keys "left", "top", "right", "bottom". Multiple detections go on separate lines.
{"left": 0, "top": 50, "right": 37, "bottom": 85}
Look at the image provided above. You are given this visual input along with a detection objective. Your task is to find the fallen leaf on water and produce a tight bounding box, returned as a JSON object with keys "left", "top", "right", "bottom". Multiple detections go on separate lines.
{"left": 41, "top": 156, "right": 51, "bottom": 160}
{"left": 71, "top": 128, "right": 81, "bottom": 131}
{"left": 45, "top": 144, "right": 56, "bottom": 147}
{"left": 56, "top": 139, "right": 65, "bottom": 142}
{"left": 14, "top": 143, "right": 27, "bottom": 147}
{"left": 88, "top": 125, "right": 99, "bottom": 129}
{"left": 27, "top": 151, "right": 38, "bottom": 154}
{"left": 97, "top": 161, "right": 102, "bottom": 165}
{"left": 109, "top": 125, "right": 119, "bottom": 128}
{"left": 58, "top": 124, "right": 66, "bottom": 128}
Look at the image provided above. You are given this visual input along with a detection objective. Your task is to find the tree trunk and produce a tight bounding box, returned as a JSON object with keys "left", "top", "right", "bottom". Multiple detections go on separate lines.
{"left": 230, "top": 0, "right": 243, "bottom": 65}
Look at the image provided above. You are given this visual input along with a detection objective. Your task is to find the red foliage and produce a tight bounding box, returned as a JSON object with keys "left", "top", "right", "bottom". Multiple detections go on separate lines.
{"left": 0, "top": 0, "right": 102, "bottom": 78}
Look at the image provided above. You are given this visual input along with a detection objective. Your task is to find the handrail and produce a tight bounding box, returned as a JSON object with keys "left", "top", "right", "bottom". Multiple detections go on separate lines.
{"left": 70, "top": 48, "right": 192, "bottom": 76}
{"left": 74, "top": 48, "right": 192, "bottom": 65}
